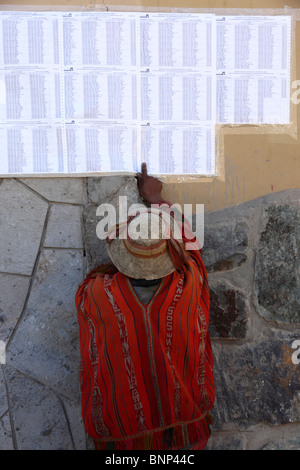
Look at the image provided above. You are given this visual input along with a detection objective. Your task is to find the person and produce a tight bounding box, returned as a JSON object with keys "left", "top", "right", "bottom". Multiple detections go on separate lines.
{"left": 75, "top": 163, "right": 215, "bottom": 450}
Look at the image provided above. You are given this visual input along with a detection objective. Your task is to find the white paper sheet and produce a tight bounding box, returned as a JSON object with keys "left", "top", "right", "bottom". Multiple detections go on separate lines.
{"left": 0, "top": 12, "right": 291, "bottom": 176}
{"left": 216, "top": 15, "right": 291, "bottom": 124}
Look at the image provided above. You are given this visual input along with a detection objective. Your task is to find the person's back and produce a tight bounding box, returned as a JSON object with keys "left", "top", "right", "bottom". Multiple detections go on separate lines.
{"left": 75, "top": 163, "right": 215, "bottom": 450}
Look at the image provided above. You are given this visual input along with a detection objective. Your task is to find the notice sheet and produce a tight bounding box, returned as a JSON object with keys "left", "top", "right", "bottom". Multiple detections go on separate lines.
{"left": 0, "top": 12, "right": 291, "bottom": 176}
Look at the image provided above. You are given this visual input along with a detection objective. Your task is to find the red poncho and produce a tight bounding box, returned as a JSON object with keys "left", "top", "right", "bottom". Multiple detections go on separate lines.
{"left": 75, "top": 229, "right": 215, "bottom": 450}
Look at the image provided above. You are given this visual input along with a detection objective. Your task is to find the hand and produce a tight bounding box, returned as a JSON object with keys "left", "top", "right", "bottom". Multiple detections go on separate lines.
{"left": 137, "top": 162, "right": 168, "bottom": 205}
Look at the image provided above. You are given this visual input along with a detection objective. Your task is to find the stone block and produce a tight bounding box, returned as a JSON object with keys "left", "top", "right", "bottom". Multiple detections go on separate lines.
{"left": 83, "top": 203, "right": 111, "bottom": 272}
{"left": 0, "top": 367, "right": 8, "bottom": 418}
{"left": 44, "top": 204, "right": 83, "bottom": 249}
{"left": 0, "top": 413, "right": 13, "bottom": 450}
{"left": 4, "top": 367, "right": 74, "bottom": 450}
{"left": 60, "top": 397, "right": 87, "bottom": 450}
{"left": 260, "top": 435, "right": 300, "bottom": 450}
{"left": 84, "top": 177, "right": 144, "bottom": 272}
{"left": 0, "top": 369, "right": 11, "bottom": 450}
{"left": 241, "top": 423, "right": 300, "bottom": 450}
{"left": 88, "top": 175, "right": 143, "bottom": 207}
{"left": 209, "top": 282, "right": 248, "bottom": 339}
{"left": 0, "top": 273, "right": 30, "bottom": 343}
{"left": 0, "top": 179, "right": 48, "bottom": 275}
{"left": 206, "top": 432, "right": 247, "bottom": 450}
{"left": 202, "top": 221, "right": 248, "bottom": 273}
{"left": 211, "top": 330, "right": 300, "bottom": 430}
{"left": 7, "top": 249, "right": 84, "bottom": 399}
{"left": 254, "top": 204, "right": 300, "bottom": 323}
{"left": 20, "top": 177, "right": 87, "bottom": 204}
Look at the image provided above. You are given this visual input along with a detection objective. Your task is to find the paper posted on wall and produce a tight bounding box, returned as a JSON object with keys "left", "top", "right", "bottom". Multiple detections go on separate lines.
{"left": 0, "top": 12, "right": 291, "bottom": 176}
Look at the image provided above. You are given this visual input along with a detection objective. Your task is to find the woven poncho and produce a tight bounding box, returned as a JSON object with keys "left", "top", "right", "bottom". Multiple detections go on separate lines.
{"left": 75, "top": 230, "right": 215, "bottom": 450}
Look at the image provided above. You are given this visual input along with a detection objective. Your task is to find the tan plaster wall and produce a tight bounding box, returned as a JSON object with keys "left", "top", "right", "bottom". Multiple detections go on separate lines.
{"left": 1, "top": 0, "right": 299, "bottom": 211}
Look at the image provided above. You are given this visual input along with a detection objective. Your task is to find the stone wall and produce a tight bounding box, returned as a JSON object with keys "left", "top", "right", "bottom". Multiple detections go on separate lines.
{"left": 0, "top": 176, "right": 299, "bottom": 450}
{"left": 203, "top": 192, "right": 300, "bottom": 450}
{"left": 0, "top": 177, "right": 88, "bottom": 450}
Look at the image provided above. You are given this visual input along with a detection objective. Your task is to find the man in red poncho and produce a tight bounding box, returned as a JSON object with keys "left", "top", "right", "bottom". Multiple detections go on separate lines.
{"left": 75, "top": 163, "right": 215, "bottom": 450}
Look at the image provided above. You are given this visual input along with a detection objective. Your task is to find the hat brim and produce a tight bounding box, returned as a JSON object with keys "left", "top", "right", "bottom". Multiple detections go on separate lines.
{"left": 106, "top": 237, "right": 176, "bottom": 280}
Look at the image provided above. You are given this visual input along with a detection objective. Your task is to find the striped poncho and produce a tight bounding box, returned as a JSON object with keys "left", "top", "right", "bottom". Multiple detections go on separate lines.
{"left": 75, "top": 236, "right": 215, "bottom": 450}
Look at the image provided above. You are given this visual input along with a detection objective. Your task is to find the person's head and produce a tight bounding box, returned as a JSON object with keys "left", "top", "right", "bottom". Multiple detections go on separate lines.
{"left": 106, "top": 208, "right": 187, "bottom": 280}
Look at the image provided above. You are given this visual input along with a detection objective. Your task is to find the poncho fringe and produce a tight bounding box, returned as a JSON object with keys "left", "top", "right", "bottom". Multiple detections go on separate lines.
{"left": 94, "top": 414, "right": 212, "bottom": 450}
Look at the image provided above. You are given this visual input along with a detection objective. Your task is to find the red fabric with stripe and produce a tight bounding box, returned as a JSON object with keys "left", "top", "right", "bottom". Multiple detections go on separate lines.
{"left": 75, "top": 227, "right": 215, "bottom": 449}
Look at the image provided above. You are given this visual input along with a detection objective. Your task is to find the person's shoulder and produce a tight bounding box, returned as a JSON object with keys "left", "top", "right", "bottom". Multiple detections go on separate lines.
{"left": 86, "top": 263, "right": 118, "bottom": 278}
{"left": 76, "top": 263, "right": 118, "bottom": 295}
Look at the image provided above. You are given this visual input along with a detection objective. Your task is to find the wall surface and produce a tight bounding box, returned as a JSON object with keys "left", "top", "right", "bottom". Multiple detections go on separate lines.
{"left": 0, "top": 0, "right": 300, "bottom": 212}
{"left": 0, "top": 176, "right": 299, "bottom": 450}
{"left": 0, "top": 0, "right": 299, "bottom": 451}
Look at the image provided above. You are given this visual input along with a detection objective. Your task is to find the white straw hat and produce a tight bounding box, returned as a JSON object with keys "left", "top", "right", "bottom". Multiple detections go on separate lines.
{"left": 106, "top": 208, "right": 186, "bottom": 280}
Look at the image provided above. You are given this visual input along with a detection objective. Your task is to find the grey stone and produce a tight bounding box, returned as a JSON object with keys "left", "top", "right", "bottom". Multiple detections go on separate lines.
{"left": 0, "top": 273, "right": 30, "bottom": 343}
{"left": 244, "top": 423, "right": 300, "bottom": 450}
{"left": 88, "top": 175, "right": 143, "bottom": 207}
{"left": 83, "top": 203, "right": 111, "bottom": 272}
{"left": 0, "top": 366, "right": 8, "bottom": 418}
{"left": 60, "top": 396, "right": 87, "bottom": 450}
{"left": 254, "top": 204, "right": 300, "bottom": 323}
{"left": 203, "top": 189, "right": 300, "bottom": 226}
{"left": 260, "top": 435, "right": 300, "bottom": 450}
{"left": 7, "top": 249, "right": 83, "bottom": 399}
{"left": 202, "top": 221, "right": 248, "bottom": 273}
{"left": 0, "top": 179, "right": 48, "bottom": 275}
{"left": 211, "top": 330, "right": 300, "bottom": 430}
{"left": 20, "top": 177, "right": 87, "bottom": 204}
{"left": 44, "top": 204, "right": 83, "bottom": 249}
{"left": 209, "top": 282, "right": 248, "bottom": 339}
{"left": 4, "top": 366, "right": 74, "bottom": 450}
{"left": 0, "top": 412, "right": 13, "bottom": 450}
{"left": 206, "top": 432, "right": 247, "bottom": 450}
{"left": 0, "top": 179, "right": 298, "bottom": 451}
{"left": 84, "top": 176, "right": 144, "bottom": 272}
